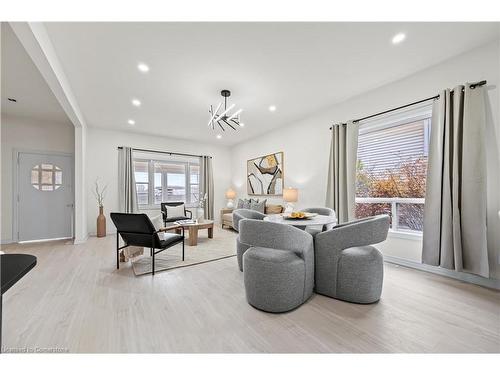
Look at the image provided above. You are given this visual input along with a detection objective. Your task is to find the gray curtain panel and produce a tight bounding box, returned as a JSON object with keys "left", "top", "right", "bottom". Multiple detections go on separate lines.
{"left": 201, "top": 156, "right": 214, "bottom": 220}
{"left": 422, "top": 85, "right": 489, "bottom": 277}
{"left": 325, "top": 121, "right": 359, "bottom": 223}
{"left": 118, "top": 147, "right": 138, "bottom": 213}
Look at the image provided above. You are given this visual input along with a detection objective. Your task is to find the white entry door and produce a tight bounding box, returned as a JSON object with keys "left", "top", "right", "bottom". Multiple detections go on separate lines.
{"left": 17, "top": 152, "right": 73, "bottom": 241}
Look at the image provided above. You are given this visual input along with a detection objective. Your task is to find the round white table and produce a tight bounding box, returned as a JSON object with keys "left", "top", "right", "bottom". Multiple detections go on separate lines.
{"left": 264, "top": 214, "right": 337, "bottom": 229}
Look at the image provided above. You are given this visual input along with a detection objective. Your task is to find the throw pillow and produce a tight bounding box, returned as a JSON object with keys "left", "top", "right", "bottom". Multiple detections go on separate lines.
{"left": 265, "top": 204, "right": 284, "bottom": 214}
{"left": 166, "top": 204, "right": 185, "bottom": 218}
{"left": 150, "top": 214, "right": 163, "bottom": 230}
{"left": 236, "top": 198, "right": 245, "bottom": 209}
{"left": 250, "top": 199, "right": 266, "bottom": 213}
{"left": 237, "top": 198, "right": 254, "bottom": 209}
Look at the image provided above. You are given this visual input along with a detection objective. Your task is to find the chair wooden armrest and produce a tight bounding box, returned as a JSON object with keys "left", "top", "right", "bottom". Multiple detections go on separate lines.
{"left": 158, "top": 224, "right": 181, "bottom": 232}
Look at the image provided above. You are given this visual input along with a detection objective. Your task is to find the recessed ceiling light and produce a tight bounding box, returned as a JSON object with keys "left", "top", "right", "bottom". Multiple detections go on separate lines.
{"left": 7, "top": 98, "right": 17, "bottom": 102}
{"left": 137, "top": 63, "right": 149, "bottom": 73}
{"left": 239, "top": 122, "right": 245, "bottom": 127}
{"left": 392, "top": 33, "right": 406, "bottom": 45}
{"left": 216, "top": 134, "right": 222, "bottom": 139}
{"left": 269, "top": 105, "right": 276, "bottom": 112}
{"left": 131, "top": 98, "right": 141, "bottom": 107}
{"left": 128, "top": 119, "right": 135, "bottom": 125}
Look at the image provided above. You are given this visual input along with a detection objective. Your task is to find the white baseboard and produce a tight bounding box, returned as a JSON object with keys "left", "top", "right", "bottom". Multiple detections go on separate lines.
{"left": 88, "top": 230, "right": 117, "bottom": 237}
{"left": 73, "top": 234, "right": 89, "bottom": 245}
{"left": 384, "top": 255, "right": 500, "bottom": 290}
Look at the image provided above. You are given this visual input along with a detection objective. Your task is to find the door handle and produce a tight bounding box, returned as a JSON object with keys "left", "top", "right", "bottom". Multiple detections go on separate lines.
{"left": 66, "top": 204, "right": 74, "bottom": 208}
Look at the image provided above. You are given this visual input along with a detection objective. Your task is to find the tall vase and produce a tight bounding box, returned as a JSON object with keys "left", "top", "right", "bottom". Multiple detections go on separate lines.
{"left": 198, "top": 207, "right": 205, "bottom": 221}
{"left": 97, "top": 206, "right": 106, "bottom": 238}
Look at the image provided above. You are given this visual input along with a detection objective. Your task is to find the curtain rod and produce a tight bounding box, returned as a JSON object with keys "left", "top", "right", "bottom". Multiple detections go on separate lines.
{"left": 117, "top": 146, "right": 212, "bottom": 159}
{"left": 329, "top": 80, "right": 487, "bottom": 129}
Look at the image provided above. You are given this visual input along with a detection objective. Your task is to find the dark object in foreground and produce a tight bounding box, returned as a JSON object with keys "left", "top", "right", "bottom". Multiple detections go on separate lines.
{"left": 1, "top": 253, "right": 37, "bottom": 351}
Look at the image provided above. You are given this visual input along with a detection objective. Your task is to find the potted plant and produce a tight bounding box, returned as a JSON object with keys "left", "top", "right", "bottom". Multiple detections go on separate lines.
{"left": 93, "top": 179, "right": 108, "bottom": 237}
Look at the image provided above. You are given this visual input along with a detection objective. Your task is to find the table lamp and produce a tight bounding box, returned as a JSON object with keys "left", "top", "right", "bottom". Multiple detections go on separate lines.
{"left": 225, "top": 188, "right": 237, "bottom": 208}
{"left": 283, "top": 187, "right": 298, "bottom": 214}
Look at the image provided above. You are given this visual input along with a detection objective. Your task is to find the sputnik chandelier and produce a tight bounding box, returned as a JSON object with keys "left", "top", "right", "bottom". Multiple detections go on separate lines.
{"left": 208, "top": 90, "right": 243, "bottom": 132}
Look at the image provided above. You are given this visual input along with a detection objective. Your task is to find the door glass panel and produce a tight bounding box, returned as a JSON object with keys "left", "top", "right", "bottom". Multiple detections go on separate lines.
{"left": 32, "top": 164, "right": 63, "bottom": 191}
{"left": 41, "top": 170, "right": 53, "bottom": 184}
{"left": 55, "top": 171, "right": 63, "bottom": 185}
{"left": 31, "top": 170, "right": 39, "bottom": 184}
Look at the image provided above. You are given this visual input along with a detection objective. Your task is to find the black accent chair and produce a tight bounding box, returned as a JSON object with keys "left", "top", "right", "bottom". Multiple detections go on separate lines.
{"left": 161, "top": 202, "right": 192, "bottom": 226}
{"left": 110, "top": 213, "right": 185, "bottom": 276}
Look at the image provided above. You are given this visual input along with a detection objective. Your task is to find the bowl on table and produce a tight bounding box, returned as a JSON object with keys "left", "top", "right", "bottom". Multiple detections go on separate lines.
{"left": 282, "top": 211, "right": 318, "bottom": 220}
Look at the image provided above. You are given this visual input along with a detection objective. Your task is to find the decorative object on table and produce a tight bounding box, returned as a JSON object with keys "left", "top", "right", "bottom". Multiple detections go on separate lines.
{"left": 264, "top": 212, "right": 337, "bottom": 229}
{"left": 93, "top": 179, "right": 108, "bottom": 238}
{"left": 283, "top": 211, "right": 317, "bottom": 220}
{"left": 225, "top": 188, "right": 237, "bottom": 208}
{"left": 283, "top": 187, "right": 298, "bottom": 214}
{"left": 207, "top": 89, "right": 244, "bottom": 133}
{"left": 194, "top": 193, "right": 208, "bottom": 220}
{"left": 247, "top": 152, "right": 283, "bottom": 195}
{"left": 161, "top": 202, "right": 192, "bottom": 226}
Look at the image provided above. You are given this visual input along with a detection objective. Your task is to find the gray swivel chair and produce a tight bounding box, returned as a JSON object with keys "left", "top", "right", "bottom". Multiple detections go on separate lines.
{"left": 232, "top": 208, "right": 266, "bottom": 232}
{"left": 239, "top": 219, "right": 314, "bottom": 313}
{"left": 314, "top": 215, "right": 389, "bottom": 304}
{"left": 301, "top": 207, "right": 337, "bottom": 236}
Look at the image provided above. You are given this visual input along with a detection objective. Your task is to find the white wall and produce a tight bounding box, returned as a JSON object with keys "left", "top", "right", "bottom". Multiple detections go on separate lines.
{"left": 230, "top": 40, "right": 500, "bottom": 279}
{"left": 85, "top": 127, "right": 232, "bottom": 235}
{"left": 0, "top": 114, "right": 75, "bottom": 243}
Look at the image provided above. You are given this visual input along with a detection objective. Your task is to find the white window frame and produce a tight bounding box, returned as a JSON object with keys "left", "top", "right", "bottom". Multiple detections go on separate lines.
{"left": 356, "top": 103, "right": 432, "bottom": 236}
{"left": 134, "top": 158, "right": 200, "bottom": 210}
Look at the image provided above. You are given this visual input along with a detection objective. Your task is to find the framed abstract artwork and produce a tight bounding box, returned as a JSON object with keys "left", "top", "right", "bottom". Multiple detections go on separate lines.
{"left": 247, "top": 152, "right": 284, "bottom": 196}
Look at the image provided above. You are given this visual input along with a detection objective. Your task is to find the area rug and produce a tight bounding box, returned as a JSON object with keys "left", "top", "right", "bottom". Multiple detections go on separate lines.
{"left": 131, "top": 227, "right": 237, "bottom": 276}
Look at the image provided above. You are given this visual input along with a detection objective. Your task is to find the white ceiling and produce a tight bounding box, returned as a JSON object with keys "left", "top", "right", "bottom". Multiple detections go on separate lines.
{"left": 6, "top": 22, "right": 500, "bottom": 145}
{"left": 1, "top": 23, "right": 71, "bottom": 125}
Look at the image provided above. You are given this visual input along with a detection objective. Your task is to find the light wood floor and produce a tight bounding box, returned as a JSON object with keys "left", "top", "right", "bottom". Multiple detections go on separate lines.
{"left": 2, "top": 228, "right": 499, "bottom": 353}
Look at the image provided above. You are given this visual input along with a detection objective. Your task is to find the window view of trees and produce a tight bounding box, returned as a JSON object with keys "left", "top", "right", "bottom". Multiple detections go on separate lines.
{"left": 355, "top": 115, "right": 431, "bottom": 232}
{"left": 356, "top": 157, "right": 427, "bottom": 231}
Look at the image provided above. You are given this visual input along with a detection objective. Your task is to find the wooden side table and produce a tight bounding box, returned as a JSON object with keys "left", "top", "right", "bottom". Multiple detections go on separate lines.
{"left": 220, "top": 208, "right": 234, "bottom": 229}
